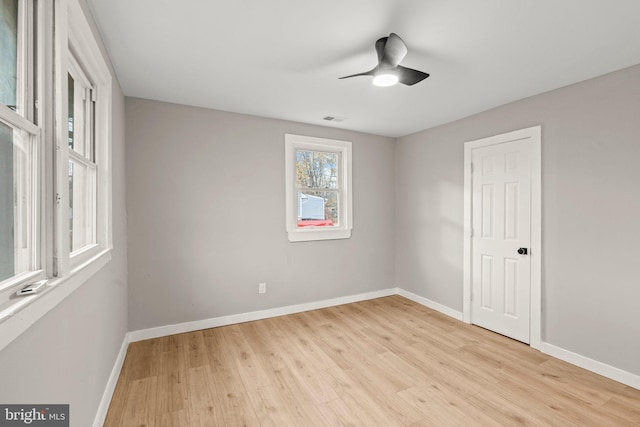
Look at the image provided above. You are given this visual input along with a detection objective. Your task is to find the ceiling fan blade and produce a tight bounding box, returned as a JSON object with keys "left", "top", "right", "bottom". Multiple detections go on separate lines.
{"left": 381, "top": 33, "right": 408, "bottom": 67}
{"left": 338, "top": 67, "right": 377, "bottom": 80}
{"left": 397, "top": 66, "right": 429, "bottom": 85}
{"left": 374, "top": 37, "right": 387, "bottom": 63}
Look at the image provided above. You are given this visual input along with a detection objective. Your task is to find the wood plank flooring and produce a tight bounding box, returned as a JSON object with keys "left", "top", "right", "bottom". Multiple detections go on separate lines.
{"left": 104, "top": 296, "right": 640, "bottom": 426}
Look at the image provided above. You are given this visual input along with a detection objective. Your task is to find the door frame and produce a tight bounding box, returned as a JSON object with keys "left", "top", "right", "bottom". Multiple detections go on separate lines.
{"left": 462, "top": 125, "right": 542, "bottom": 349}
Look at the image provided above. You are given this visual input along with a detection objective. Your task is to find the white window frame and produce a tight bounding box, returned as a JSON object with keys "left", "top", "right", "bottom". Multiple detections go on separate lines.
{"left": 0, "top": 0, "right": 113, "bottom": 352}
{"left": 0, "top": 0, "right": 45, "bottom": 309}
{"left": 55, "top": 0, "right": 112, "bottom": 273}
{"left": 0, "top": 116, "right": 44, "bottom": 300}
{"left": 66, "top": 51, "right": 98, "bottom": 260}
{"left": 285, "top": 134, "right": 353, "bottom": 242}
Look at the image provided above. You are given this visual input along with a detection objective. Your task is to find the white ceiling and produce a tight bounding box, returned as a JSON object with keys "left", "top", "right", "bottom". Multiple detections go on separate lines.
{"left": 87, "top": 0, "right": 640, "bottom": 138}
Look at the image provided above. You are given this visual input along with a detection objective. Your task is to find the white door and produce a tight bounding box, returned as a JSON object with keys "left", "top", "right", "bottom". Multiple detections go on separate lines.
{"left": 471, "top": 137, "right": 532, "bottom": 343}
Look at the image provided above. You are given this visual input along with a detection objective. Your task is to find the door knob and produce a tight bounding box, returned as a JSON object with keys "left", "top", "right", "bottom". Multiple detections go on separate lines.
{"left": 517, "top": 248, "right": 528, "bottom": 255}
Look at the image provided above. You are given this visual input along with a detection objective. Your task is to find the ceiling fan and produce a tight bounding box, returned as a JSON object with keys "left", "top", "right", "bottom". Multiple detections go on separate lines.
{"left": 339, "top": 33, "right": 430, "bottom": 87}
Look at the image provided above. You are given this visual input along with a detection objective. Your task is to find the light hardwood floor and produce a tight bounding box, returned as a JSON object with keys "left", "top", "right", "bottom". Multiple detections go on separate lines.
{"left": 104, "top": 296, "right": 640, "bottom": 426}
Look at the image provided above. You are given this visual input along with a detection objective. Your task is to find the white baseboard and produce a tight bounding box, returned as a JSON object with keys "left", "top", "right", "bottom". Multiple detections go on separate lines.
{"left": 396, "top": 288, "right": 464, "bottom": 321}
{"left": 128, "top": 288, "right": 397, "bottom": 343}
{"left": 94, "top": 287, "right": 638, "bottom": 425}
{"left": 397, "top": 290, "right": 639, "bottom": 390}
{"left": 93, "top": 333, "right": 131, "bottom": 427}
{"left": 540, "top": 342, "right": 640, "bottom": 390}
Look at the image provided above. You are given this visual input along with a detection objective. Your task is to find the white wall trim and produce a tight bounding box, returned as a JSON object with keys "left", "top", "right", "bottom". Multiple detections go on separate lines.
{"left": 284, "top": 134, "right": 353, "bottom": 242}
{"left": 92, "top": 333, "right": 130, "bottom": 427}
{"left": 93, "top": 288, "right": 638, "bottom": 424}
{"left": 396, "top": 288, "right": 464, "bottom": 321}
{"left": 128, "top": 288, "right": 396, "bottom": 343}
{"left": 540, "top": 342, "right": 640, "bottom": 390}
{"left": 462, "top": 125, "right": 542, "bottom": 349}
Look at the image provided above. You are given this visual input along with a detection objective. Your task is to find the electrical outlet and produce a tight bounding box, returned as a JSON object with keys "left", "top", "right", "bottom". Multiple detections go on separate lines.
{"left": 259, "top": 282, "right": 266, "bottom": 294}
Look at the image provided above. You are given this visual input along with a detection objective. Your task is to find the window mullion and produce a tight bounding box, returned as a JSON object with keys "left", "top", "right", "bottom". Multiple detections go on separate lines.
{"left": 89, "top": 87, "right": 95, "bottom": 161}
{"left": 36, "top": 0, "right": 56, "bottom": 279}
{"left": 54, "top": 142, "right": 70, "bottom": 277}
{"left": 53, "top": 1, "right": 70, "bottom": 277}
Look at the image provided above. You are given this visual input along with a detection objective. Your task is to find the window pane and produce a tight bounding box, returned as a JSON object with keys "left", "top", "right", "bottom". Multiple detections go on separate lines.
{"left": 296, "top": 150, "right": 338, "bottom": 189}
{"left": 297, "top": 190, "right": 338, "bottom": 227}
{"left": 68, "top": 73, "right": 75, "bottom": 150}
{"left": 68, "top": 160, "right": 73, "bottom": 247}
{"left": 0, "top": 120, "right": 34, "bottom": 281}
{"left": 0, "top": 121, "right": 14, "bottom": 280}
{"left": 68, "top": 71, "right": 95, "bottom": 160}
{"left": 68, "top": 157, "right": 96, "bottom": 252}
{"left": 0, "top": 0, "right": 18, "bottom": 110}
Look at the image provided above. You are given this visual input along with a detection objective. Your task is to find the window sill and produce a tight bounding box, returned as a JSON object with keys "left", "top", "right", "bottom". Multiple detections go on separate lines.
{"left": 0, "top": 248, "right": 112, "bottom": 352}
{"left": 287, "top": 227, "right": 352, "bottom": 242}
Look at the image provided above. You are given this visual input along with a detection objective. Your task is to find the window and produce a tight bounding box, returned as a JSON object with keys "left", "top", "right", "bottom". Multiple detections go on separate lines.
{"left": 0, "top": 0, "right": 112, "bottom": 348}
{"left": 0, "top": 118, "right": 40, "bottom": 284}
{"left": 285, "top": 134, "right": 352, "bottom": 242}
{"left": 67, "top": 56, "right": 97, "bottom": 255}
{"left": 0, "top": 0, "right": 44, "bottom": 299}
{"left": 59, "top": 0, "right": 112, "bottom": 270}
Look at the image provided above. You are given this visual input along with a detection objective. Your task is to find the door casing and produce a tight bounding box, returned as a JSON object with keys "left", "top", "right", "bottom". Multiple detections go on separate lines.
{"left": 463, "top": 125, "right": 542, "bottom": 349}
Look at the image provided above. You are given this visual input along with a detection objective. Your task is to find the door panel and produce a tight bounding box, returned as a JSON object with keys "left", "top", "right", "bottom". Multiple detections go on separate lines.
{"left": 504, "top": 182, "right": 519, "bottom": 240}
{"left": 480, "top": 254, "right": 494, "bottom": 310}
{"left": 504, "top": 257, "right": 518, "bottom": 316}
{"left": 472, "top": 139, "right": 531, "bottom": 343}
{"left": 481, "top": 184, "right": 494, "bottom": 238}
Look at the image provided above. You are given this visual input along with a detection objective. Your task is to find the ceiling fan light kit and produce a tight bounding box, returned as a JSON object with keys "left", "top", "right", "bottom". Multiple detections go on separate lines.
{"left": 372, "top": 73, "right": 399, "bottom": 87}
{"left": 339, "top": 33, "right": 429, "bottom": 87}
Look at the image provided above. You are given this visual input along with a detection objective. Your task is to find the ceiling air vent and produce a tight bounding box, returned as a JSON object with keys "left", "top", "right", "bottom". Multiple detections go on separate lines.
{"left": 322, "top": 116, "right": 346, "bottom": 122}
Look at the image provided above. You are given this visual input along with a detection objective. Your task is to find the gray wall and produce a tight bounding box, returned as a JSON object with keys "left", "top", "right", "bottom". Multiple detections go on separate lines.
{"left": 396, "top": 64, "right": 640, "bottom": 375}
{"left": 0, "top": 2, "right": 128, "bottom": 426}
{"left": 126, "top": 98, "right": 396, "bottom": 331}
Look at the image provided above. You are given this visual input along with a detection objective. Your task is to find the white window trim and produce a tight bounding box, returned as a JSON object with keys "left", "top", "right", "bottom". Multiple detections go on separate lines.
{"left": 57, "top": 0, "right": 112, "bottom": 272}
{"left": 0, "top": 117, "right": 45, "bottom": 301}
{"left": 0, "top": 0, "right": 113, "bottom": 352}
{"left": 0, "top": 0, "right": 46, "bottom": 308}
{"left": 285, "top": 134, "right": 353, "bottom": 242}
